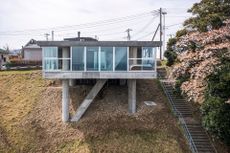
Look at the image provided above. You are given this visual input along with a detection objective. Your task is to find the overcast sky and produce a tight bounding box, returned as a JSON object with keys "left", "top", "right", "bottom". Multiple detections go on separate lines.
{"left": 0, "top": 0, "right": 200, "bottom": 49}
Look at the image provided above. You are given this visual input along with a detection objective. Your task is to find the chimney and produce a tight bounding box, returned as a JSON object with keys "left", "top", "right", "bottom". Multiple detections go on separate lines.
{"left": 51, "top": 31, "right": 54, "bottom": 41}
{"left": 78, "top": 31, "right": 81, "bottom": 38}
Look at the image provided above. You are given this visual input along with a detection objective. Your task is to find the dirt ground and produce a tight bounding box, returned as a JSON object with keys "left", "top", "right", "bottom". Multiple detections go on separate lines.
{"left": 0, "top": 71, "right": 190, "bottom": 153}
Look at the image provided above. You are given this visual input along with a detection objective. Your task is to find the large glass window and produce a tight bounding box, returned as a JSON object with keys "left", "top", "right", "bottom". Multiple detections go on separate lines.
{"left": 101, "top": 47, "right": 113, "bottom": 71}
{"left": 129, "top": 47, "right": 156, "bottom": 71}
{"left": 141, "top": 47, "right": 154, "bottom": 70}
{"left": 72, "top": 47, "right": 84, "bottom": 71}
{"left": 115, "top": 47, "right": 127, "bottom": 71}
{"left": 43, "top": 47, "right": 58, "bottom": 70}
{"left": 44, "top": 47, "right": 57, "bottom": 58}
{"left": 87, "top": 47, "right": 99, "bottom": 71}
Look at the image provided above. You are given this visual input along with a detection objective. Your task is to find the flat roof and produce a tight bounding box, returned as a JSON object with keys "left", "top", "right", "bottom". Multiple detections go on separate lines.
{"left": 36, "top": 41, "right": 162, "bottom": 47}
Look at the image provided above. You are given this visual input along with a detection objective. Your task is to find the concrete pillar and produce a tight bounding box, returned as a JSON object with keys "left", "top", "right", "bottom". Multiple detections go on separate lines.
{"left": 128, "top": 79, "right": 136, "bottom": 113}
{"left": 62, "top": 47, "right": 69, "bottom": 70}
{"left": 62, "top": 79, "right": 69, "bottom": 122}
{"left": 69, "top": 79, "right": 76, "bottom": 87}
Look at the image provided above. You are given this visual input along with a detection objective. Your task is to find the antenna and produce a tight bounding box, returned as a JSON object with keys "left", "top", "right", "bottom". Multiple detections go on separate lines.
{"left": 125, "top": 28, "right": 132, "bottom": 41}
{"left": 44, "top": 33, "right": 50, "bottom": 41}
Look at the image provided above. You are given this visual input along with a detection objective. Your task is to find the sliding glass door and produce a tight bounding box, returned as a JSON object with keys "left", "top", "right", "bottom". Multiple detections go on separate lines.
{"left": 115, "top": 47, "right": 127, "bottom": 71}
{"left": 101, "top": 47, "right": 113, "bottom": 71}
{"left": 72, "top": 47, "right": 84, "bottom": 71}
{"left": 43, "top": 47, "right": 58, "bottom": 70}
{"left": 86, "top": 47, "right": 99, "bottom": 71}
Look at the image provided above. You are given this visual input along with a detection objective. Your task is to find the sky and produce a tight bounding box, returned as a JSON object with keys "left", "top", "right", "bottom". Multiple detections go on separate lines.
{"left": 0, "top": 0, "right": 200, "bottom": 50}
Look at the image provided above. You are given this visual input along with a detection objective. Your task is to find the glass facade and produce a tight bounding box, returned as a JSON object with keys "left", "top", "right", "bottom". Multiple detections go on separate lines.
{"left": 129, "top": 47, "right": 155, "bottom": 71}
{"left": 115, "top": 47, "right": 127, "bottom": 71}
{"left": 43, "top": 46, "right": 156, "bottom": 72}
{"left": 101, "top": 47, "right": 113, "bottom": 71}
{"left": 86, "top": 47, "right": 99, "bottom": 71}
{"left": 43, "top": 47, "right": 58, "bottom": 70}
{"left": 72, "top": 47, "right": 84, "bottom": 71}
{"left": 142, "top": 47, "right": 154, "bottom": 70}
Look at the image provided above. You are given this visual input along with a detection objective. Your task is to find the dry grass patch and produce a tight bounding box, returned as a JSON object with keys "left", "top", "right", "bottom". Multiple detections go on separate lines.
{"left": 0, "top": 71, "right": 190, "bottom": 153}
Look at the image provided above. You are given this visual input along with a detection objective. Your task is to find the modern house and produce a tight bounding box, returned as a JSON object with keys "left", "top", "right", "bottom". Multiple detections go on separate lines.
{"left": 36, "top": 40, "right": 161, "bottom": 122}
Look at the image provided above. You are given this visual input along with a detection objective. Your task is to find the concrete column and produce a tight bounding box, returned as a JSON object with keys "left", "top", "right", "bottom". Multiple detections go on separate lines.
{"left": 69, "top": 79, "right": 76, "bottom": 87}
{"left": 62, "top": 47, "right": 69, "bottom": 70}
{"left": 128, "top": 79, "right": 136, "bottom": 113}
{"left": 62, "top": 79, "right": 69, "bottom": 122}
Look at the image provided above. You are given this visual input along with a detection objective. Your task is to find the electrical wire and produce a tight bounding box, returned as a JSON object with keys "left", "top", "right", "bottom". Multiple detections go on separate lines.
{"left": 0, "top": 10, "right": 159, "bottom": 35}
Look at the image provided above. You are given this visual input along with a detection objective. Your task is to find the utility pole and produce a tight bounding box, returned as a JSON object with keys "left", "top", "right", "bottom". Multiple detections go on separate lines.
{"left": 44, "top": 33, "right": 50, "bottom": 41}
{"left": 126, "top": 28, "right": 132, "bottom": 41}
{"left": 162, "top": 11, "right": 167, "bottom": 60}
{"left": 159, "top": 8, "right": 163, "bottom": 60}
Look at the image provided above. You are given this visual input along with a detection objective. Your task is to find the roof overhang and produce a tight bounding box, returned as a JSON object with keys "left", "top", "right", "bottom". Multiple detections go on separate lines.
{"left": 36, "top": 41, "right": 162, "bottom": 47}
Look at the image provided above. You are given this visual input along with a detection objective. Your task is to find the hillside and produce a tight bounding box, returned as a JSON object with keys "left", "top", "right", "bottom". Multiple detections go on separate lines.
{"left": 0, "top": 70, "right": 190, "bottom": 153}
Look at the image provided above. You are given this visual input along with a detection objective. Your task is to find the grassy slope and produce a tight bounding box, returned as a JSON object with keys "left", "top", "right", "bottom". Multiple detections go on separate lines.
{"left": 0, "top": 70, "right": 190, "bottom": 153}
{"left": 0, "top": 70, "right": 50, "bottom": 152}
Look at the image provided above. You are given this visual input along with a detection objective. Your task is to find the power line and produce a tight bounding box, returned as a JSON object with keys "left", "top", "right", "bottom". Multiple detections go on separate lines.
{"left": 165, "top": 23, "right": 183, "bottom": 28}
{"left": 0, "top": 10, "right": 159, "bottom": 35}
{"left": 132, "top": 14, "right": 159, "bottom": 38}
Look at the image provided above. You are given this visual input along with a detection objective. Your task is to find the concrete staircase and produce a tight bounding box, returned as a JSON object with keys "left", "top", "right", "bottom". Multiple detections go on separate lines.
{"left": 71, "top": 79, "right": 107, "bottom": 122}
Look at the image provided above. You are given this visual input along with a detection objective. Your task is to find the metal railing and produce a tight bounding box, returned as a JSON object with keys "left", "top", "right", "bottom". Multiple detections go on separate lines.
{"left": 158, "top": 70, "right": 217, "bottom": 153}
{"left": 160, "top": 80, "right": 198, "bottom": 153}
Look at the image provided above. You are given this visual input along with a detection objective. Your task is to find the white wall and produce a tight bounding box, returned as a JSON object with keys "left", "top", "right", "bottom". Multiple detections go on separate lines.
{"left": 24, "top": 49, "right": 42, "bottom": 61}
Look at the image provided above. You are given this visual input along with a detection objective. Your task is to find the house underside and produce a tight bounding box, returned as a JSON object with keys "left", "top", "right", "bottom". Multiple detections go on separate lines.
{"left": 36, "top": 40, "right": 161, "bottom": 122}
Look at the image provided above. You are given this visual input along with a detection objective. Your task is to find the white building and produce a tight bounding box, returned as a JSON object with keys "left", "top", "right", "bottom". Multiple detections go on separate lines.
{"left": 22, "top": 39, "right": 42, "bottom": 61}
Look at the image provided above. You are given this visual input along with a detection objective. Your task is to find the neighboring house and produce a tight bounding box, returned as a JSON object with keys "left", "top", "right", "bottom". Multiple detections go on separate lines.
{"left": 36, "top": 40, "right": 161, "bottom": 122}
{"left": 22, "top": 39, "right": 42, "bottom": 61}
{"left": 0, "top": 48, "right": 9, "bottom": 69}
{"left": 22, "top": 34, "right": 96, "bottom": 61}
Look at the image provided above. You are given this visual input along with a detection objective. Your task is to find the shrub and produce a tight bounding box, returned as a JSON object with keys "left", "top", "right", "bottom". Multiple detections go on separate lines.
{"left": 176, "top": 29, "right": 187, "bottom": 38}
{"left": 164, "top": 50, "right": 177, "bottom": 66}
{"left": 201, "top": 58, "right": 230, "bottom": 144}
{"left": 174, "top": 74, "right": 190, "bottom": 94}
{"left": 164, "top": 38, "right": 177, "bottom": 66}
{"left": 201, "top": 96, "right": 230, "bottom": 144}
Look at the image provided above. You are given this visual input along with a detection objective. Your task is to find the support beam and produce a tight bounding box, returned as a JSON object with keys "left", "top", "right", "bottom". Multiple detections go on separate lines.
{"left": 128, "top": 79, "right": 136, "bottom": 113}
{"left": 71, "top": 79, "right": 107, "bottom": 122}
{"left": 62, "top": 79, "right": 69, "bottom": 122}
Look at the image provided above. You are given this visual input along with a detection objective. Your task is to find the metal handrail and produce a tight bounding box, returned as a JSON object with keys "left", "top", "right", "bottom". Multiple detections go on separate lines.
{"left": 158, "top": 71, "right": 218, "bottom": 153}
{"left": 160, "top": 80, "right": 199, "bottom": 153}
